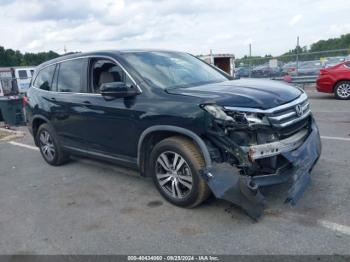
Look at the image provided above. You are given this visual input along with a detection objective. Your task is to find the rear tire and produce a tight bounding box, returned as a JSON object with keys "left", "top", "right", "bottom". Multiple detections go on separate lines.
{"left": 149, "top": 136, "right": 211, "bottom": 208}
{"left": 334, "top": 81, "right": 350, "bottom": 100}
{"left": 36, "top": 123, "right": 70, "bottom": 166}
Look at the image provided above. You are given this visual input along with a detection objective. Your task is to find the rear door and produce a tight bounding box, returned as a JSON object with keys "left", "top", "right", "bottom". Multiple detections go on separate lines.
{"left": 49, "top": 58, "right": 90, "bottom": 149}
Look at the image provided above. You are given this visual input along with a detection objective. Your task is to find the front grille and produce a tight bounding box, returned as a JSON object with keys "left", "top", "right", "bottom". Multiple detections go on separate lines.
{"left": 278, "top": 117, "right": 310, "bottom": 138}
{"left": 267, "top": 95, "right": 311, "bottom": 128}
{"left": 223, "top": 93, "right": 312, "bottom": 139}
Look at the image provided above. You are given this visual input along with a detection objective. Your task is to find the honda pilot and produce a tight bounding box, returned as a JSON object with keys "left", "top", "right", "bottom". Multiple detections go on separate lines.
{"left": 25, "top": 50, "right": 321, "bottom": 219}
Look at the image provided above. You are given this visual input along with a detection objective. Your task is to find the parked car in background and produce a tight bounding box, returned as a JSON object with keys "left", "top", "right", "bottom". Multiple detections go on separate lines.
{"left": 25, "top": 50, "right": 321, "bottom": 219}
{"left": 316, "top": 61, "right": 350, "bottom": 99}
{"left": 251, "top": 62, "right": 282, "bottom": 78}
{"left": 282, "top": 62, "right": 297, "bottom": 76}
{"left": 323, "top": 56, "right": 347, "bottom": 68}
{"left": 234, "top": 67, "right": 250, "bottom": 78}
{"left": 297, "top": 60, "right": 323, "bottom": 76}
{"left": 14, "top": 67, "right": 36, "bottom": 93}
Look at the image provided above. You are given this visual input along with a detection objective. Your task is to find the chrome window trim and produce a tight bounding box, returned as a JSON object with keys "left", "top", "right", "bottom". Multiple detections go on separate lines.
{"left": 31, "top": 55, "right": 142, "bottom": 94}
{"left": 224, "top": 92, "right": 308, "bottom": 114}
{"left": 31, "top": 86, "right": 101, "bottom": 97}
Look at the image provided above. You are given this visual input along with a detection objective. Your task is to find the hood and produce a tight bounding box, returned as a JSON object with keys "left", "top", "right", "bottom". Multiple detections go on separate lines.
{"left": 166, "top": 79, "right": 303, "bottom": 109}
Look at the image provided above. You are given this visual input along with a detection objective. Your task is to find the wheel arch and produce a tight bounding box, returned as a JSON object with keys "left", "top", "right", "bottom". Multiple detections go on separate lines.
{"left": 137, "top": 125, "right": 212, "bottom": 176}
{"left": 31, "top": 115, "right": 52, "bottom": 146}
{"left": 333, "top": 79, "right": 350, "bottom": 92}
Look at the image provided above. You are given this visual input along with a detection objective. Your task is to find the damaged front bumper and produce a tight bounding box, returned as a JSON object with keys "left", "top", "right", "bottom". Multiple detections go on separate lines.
{"left": 201, "top": 118, "right": 322, "bottom": 220}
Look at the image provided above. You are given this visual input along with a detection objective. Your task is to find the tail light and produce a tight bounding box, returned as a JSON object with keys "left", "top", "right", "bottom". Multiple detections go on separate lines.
{"left": 22, "top": 96, "right": 28, "bottom": 107}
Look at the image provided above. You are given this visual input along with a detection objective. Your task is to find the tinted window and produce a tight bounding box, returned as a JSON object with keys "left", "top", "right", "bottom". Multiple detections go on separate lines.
{"left": 33, "top": 65, "right": 56, "bottom": 91}
{"left": 57, "top": 59, "right": 84, "bottom": 93}
{"left": 18, "top": 70, "right": 27, "bottom": 78}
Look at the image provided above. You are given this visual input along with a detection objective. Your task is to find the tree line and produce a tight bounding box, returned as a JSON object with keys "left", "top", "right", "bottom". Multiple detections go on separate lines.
{"left": 0, "top": 46, "right": 59, "bottom": 67}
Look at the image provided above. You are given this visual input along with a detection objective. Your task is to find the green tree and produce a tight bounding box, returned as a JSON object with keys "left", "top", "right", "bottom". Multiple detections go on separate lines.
{"left": 0, "top": 46, "right": 60, "bottom": 67}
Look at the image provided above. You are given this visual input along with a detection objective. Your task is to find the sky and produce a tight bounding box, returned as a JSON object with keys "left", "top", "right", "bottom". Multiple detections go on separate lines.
{"left": 0, "top": 0, "right": 349, "bottom": 57}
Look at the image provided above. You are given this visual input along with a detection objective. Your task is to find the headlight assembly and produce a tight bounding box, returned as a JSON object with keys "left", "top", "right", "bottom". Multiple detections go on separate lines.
{"left": 202, "top": 104, "right": 270, "bottom": 126}
{"left": 202, "top": 104, "right": 234, "bottom": 121}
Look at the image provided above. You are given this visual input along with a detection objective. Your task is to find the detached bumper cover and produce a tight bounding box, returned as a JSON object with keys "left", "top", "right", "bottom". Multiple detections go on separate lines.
{"left": 202, "top": 119, "right": 321, "bottom": 220}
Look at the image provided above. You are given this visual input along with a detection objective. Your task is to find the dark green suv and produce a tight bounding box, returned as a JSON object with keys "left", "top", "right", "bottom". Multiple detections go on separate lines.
{"left": 25, "top": 50, "right": 321, "bottom": 219}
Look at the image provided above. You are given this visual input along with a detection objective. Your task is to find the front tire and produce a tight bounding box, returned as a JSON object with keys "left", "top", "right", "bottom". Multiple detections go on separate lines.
{"left": 149, "top": 136, "right": 211, "bottom": 208}
{"left": 334, "top": 81, "right": 350, "bottom": 100}
{"left": 36, "top": 123, "right": 69, "bottom": 166}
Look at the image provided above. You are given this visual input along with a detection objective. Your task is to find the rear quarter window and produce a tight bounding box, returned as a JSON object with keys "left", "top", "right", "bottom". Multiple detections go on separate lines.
{"left": 33, "top": 65, "right": 56, "bottom": 91}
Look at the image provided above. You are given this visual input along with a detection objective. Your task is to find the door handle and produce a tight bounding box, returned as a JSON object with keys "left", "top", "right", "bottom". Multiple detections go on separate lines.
{"left": 50, "top": 97, "right": 56, "bottom": 101}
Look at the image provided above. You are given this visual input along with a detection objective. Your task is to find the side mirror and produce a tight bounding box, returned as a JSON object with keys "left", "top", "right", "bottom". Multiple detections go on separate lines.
{"left": 100, "top": 82, "right": 137, "bottom": 98}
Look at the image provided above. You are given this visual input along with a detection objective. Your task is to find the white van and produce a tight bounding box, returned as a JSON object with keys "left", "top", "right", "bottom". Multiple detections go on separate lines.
{"left": 13, "top": 67, "right": 36, "bottom": 93}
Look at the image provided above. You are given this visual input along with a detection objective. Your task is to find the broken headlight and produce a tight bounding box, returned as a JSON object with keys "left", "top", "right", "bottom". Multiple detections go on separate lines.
{"left": 202, "top": 104, "right": 270, "bottom": 126}
{"left": 202, "top": 104, "right": 234, "bottom": 121}
{"left": 233, "top": 111, "right": 270, "bottom": 126}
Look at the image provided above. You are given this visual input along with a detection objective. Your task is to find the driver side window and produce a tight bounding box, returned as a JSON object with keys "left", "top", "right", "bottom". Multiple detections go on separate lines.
{"left": 90, "top": 58, "right": 133, "bottom": 93}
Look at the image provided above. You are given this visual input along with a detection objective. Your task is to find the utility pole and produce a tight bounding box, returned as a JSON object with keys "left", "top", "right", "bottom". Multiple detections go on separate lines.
{"left": 296, "top": 36, "right": 299, "bottom": 76}
{"left": 248, "top": 43, "right": 252, "bottom": 78}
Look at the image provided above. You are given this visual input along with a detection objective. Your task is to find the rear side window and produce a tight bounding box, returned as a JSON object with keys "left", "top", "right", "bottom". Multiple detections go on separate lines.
{"left": 57, "top": 59, "right": 84, "bottom": 93}
{"left": 18, "top": 70, "right": 27, "bottom": 78}
{"left": 33, "top": 65, "right": 56, "bottom": 91}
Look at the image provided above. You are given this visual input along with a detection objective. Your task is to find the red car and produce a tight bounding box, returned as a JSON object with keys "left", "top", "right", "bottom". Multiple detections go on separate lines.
{"left": 316, "top": 61, "right": 350, "bottom": 100}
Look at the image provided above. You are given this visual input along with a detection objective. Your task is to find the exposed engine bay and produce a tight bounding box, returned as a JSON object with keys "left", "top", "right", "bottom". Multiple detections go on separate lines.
{"left": 200, "top": 92, "right": 322, "bottom": 220}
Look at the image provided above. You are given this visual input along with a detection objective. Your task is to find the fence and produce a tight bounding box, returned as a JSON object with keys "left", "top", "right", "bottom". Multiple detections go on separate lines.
{"left": 235, "top": 48, "right": 350, "bottom": 82}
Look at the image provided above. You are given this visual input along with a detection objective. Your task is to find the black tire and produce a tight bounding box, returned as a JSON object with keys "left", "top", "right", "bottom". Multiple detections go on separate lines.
{"left": 149, "top": 136, "right": 211, "bottom": 208}
{"left": 334, "top": 80, "right": 350, "bottom": 100}
{"left": 36, "top": 123, "right": 70, "bottom": 166}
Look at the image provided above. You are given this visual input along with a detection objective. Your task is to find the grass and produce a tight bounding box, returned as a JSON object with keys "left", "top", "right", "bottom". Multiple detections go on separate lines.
{"left": 0, "top": 129, "right": 10, "bottom": 140}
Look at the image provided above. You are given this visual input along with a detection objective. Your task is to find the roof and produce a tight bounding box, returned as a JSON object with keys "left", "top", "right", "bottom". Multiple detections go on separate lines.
{"left": 37, "top": 49, "right": 185, "bottom": 69}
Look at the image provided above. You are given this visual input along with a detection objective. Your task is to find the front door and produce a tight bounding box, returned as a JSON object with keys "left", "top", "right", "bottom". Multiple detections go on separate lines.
{"left": 79, "top": 58, "right": 140, "bottom": 162}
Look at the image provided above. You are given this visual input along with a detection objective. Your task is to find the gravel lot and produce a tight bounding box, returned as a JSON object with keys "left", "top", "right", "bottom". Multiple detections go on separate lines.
{"left": 0, "top": 87, "right": 349, "bottom": 255}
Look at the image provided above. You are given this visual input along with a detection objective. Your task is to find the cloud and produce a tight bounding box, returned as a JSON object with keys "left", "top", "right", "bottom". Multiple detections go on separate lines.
{"left": 288, "top": 14, "right": 303, "bottom": 26}
{"left": 0, "top": 0, "right": 349, "bottom": 57}
{"left": 329, "top": 24, "right": 350, "bottom": 35}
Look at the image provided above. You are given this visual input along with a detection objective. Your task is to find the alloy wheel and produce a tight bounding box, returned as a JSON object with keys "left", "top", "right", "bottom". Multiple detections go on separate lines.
{"left": 336, "top": 83, "right": 350, "bottom": 99}
{"left": 39, "top": 130, "right": 56, "bottom": 161}
{"left": 155, "top": 151, "right": 193, "bottom": 199}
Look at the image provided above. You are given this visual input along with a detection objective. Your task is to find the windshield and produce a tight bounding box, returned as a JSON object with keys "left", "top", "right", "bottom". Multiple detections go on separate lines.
{"left": 121, "top": 51, "right": 229, "bottom": 89}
